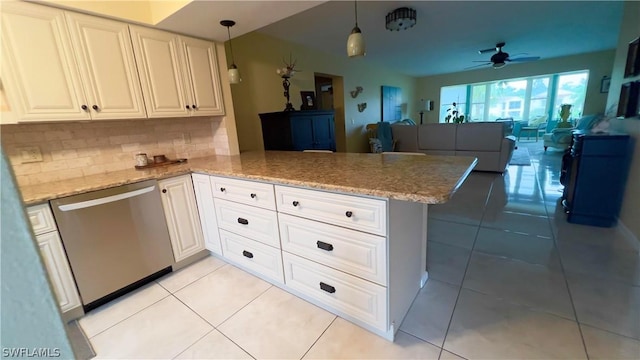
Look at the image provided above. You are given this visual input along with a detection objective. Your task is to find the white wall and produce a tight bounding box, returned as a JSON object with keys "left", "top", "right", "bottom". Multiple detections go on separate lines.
{"left": 605, "top": 0, "right": 640, "bottom": 241}
{"left": 416, "top": 50, "right": 615, "bottom": 124}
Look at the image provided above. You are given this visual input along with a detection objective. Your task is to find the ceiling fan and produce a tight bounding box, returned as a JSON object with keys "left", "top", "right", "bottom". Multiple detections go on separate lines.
{"left": 468, "top": 42, "right": 540, "bottom": 69}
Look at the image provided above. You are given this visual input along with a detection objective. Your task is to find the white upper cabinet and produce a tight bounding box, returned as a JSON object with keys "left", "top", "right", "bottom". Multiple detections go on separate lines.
{"left": 0, "top": 1, "right": 146, "bottom": 123}
{"left": 130, "top": 25, "right": 224, "bottom": 118}
{"left": 181, "top": 37, "right": 224, "bottom": 116}
{"left": 129, "top": 25, "right": 190, "bottom": 118}
{"left": 1, "top": 2, "right": 90, "bottom": 122}
{"left": 64, "top": 12, "right": 146, "bottom": 120}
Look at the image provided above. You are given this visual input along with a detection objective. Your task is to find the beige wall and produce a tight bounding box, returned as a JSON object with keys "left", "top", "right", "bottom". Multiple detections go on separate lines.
{"left": 606, "top": 0, "right": 640, "bottom": 241}
{"left": 226, "top": 32, "right": 417, "bottom": 153}
{"left": 415, "top": 50, "right": 615, "bottom": 124}
{"left": 1, "top": 117, "right": 230, "bottom": 187}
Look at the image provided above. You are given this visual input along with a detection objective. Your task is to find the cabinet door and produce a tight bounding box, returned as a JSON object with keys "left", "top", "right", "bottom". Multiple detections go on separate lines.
{"left": 0, "top": 1, "right": 90, "bottom": 122}
{"left": 65, "top": 12, "right": 146, "bottom": 120}
{"left": 129, "top": 26, "right": 190, "bottom": 118}
{"left": 312, "top": 115, "right": 335, "bottom": 150}
{"left": 291, "top": 116, "right": 315, "bottom": 151}
{"left": 36, "top": 231, "right": 82, "bottom": 313}
{"left": 158, "top": 175, "right": 205, "bottom": 262}
{"left": 181, "top": 36, "right": 225, "bottom": 116}
{"left": 191, "top": 174, "right": 222, "bottom": 255}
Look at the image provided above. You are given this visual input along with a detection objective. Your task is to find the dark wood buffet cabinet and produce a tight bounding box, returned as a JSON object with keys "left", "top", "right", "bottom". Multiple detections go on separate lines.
{"left": 259, "top": 110, "right": 336, "bottom": 151}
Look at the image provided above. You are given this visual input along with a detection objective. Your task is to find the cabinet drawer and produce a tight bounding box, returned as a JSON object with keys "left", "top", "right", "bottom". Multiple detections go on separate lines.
{"left": 283, "top": 252, "right": 387, "bottom": 331}
{"left": 211, "top": 176, "right": 276, "bottom": 210}
{"left": 220, "top": 229, "right": 284, "bottom": 285}
{"left": 275, "top": 186, "right": 387, "bottom": 236}
{"left": 214, "top": 198, "right": 280, "bottom": 248}
{"left": 27, "top": 204, "right": 57, "bottom": 235}
{"left": 279, "top": 213, "right": 387, "bottom": 286}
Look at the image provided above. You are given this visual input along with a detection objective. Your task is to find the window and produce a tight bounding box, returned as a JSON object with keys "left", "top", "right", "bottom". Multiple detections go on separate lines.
{"left": 439, "top": 70, "right": 588, "bottom": 123}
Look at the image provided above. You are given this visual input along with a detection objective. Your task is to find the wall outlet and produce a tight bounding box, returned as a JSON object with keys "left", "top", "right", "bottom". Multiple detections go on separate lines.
{"left": 18, "top": 146, "right": 43, "bottom": 163}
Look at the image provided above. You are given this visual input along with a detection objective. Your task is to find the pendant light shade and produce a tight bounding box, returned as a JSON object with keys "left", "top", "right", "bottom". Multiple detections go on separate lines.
{"left": 220, "top": 20, "right": 241, "bottom": 84}
{"left": 228, "top": 65, "right": 240, "bottom": 84}
{"left": 347, "top": 1, "right": 365, "bottom": 57}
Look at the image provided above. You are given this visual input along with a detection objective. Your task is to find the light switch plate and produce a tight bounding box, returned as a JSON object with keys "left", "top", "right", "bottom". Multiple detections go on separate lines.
{"left": 18, "top": 146, "right": 43, "bottom": 163}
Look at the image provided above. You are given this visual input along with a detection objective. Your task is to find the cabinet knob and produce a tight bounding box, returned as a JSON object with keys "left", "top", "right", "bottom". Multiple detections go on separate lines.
{"left": 237, "top": 217, "right": 249, "bottom": 225}
{"left": 242, "top": 250, "right": 253, "bottom": 259}
{"left": 220, "top": 187, "right": 226, "bottom": 192}
{"left": 316, "top": 241, "right": 334, "bottom": 251}
{"left": 186, "top": 105, "right": 191, "bottom": 110}
{"left": 250, "top": 193, "right": 257, "bottom": 199}
{"left": 92, "top": 105, "right": 99, "bottom": 111}
{"left": 345, "top": 211, "right": 353, "bottom": 218}
{"left": 292, "top": 201, "right": 299, "bottom": 207}
{"left": 192, "top": 104, "right": 197, "bottom": 109}
{"left": 81, "top": 105, "right": 88, "bottom": 110}
{"left": 162, "top": 189, "right": 167, "bottom": 193}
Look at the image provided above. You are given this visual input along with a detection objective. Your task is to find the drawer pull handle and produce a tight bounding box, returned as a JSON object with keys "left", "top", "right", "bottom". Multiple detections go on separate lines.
{"left": 237, "top": 217, "right": 249, "bottom": 225}
{"left": 220, "top": 187, "right": 226, "bottom": 192}
{"left": 319, "top": 282, "right": 336, "bottom": 294}
{"left": 292, "top": 201, "right": 299, "bottom": 207}
{"left": 345, "top": 211, "right": 353, "bottom": 218}
{"left": 250, "top": 193, "right": 257, "bottom": 198}
{"left": 316, "top": 241, "right": 334, "bottom": 251}
{"left": 242, "top": 250, "right": 253, "bottom": 259}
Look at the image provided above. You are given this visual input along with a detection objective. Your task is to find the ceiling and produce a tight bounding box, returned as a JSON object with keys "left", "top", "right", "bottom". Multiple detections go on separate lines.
{"left": 156, "top": 1, "right": 624, "bottom": 78}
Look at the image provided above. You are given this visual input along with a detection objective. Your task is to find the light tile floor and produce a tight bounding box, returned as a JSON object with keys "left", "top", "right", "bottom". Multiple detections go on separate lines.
{"left": 78, "top": 141, "right": 640, "bottom": 359}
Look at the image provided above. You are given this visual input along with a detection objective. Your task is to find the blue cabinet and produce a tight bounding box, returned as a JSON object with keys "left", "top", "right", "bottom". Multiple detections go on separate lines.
{"left": 562, "top": 131, "right": 632, "bottom": 227}
{"left": 260, "top": 110, "right": 335, "bottom": 151}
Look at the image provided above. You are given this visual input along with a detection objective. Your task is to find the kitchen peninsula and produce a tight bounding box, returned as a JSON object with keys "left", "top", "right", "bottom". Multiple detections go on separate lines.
{"left": 19, "top": 151, "right": 476, "bottom": 341}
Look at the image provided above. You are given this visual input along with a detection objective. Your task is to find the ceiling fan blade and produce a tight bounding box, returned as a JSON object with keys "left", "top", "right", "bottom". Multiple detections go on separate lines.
{"left": 465, "top": 63, "right": 491, "bottom": 69}
{"left": 478, "top": 47, "right": 496, "bottom": 54}
{"left": 508, "top": 56, "right": 540, "bottom": 62}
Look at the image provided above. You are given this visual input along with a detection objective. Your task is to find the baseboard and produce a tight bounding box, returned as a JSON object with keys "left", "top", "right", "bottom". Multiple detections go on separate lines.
{"left": 617, "top": 219, "right": 639, "bottom": 247}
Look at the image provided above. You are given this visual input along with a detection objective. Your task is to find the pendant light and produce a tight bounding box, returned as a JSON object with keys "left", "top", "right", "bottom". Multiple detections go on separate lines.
{"left": 347, "top": 1, "right": 365, "bottom": 57}
{"left": 220, "top": 20, "right": 241, "bottom": 84}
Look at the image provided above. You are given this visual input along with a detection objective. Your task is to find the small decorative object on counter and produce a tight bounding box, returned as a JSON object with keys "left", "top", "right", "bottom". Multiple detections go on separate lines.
{"left": 445, "top": 102, "right": 465, "bottom": 123}
{"left": 153, "top": 154, "right": 168, "bottom": 163}
{"left": 135, "top": 153, "right": 148, "bottom": 167}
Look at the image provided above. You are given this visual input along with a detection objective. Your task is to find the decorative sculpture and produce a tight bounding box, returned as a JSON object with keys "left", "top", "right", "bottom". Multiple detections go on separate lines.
{"left": 350, "top": 86, "right": 363, "bottom": 98}
{"left": 276, "top": 54, "right": 299, "bottom": 111}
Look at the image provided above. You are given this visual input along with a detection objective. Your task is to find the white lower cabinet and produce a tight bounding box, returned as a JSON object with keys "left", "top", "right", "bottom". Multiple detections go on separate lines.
{"left": 192, "top": 174, "right": 221, "bottom": 255}
{"left": 194, "top": 175, "right": 425, "bottom": 341}
{"left": 27, "top": 204, "right": 82, "bottom": 316}
{"left": 158, "top": 175, "right": 205, "bottom": 262}
{"left": 282, "top": 252, "right": 387, "bottom": 330}
{"left": 219, "top": 229, "right": 284, "bottom": 285}
{"left": 36, "top": 231, "right": 83, "bottom": 313}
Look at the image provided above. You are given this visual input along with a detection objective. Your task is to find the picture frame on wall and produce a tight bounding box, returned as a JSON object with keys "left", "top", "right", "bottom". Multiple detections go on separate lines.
{"left": 623, "top": 37, "right": 639, "bottom": 78}
{"left": 617, "top": 83, "right": 631, "bottom": 118}
{"left": 600, "top": 76, "right": 611, "bottom": 93}
{"left": 300, "top": 91, "right": 316, "bottom": 110}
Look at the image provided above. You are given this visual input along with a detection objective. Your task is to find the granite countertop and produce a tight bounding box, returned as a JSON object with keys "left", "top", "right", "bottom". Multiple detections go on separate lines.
{"left": 18, "top": 151, "right": 477, "bottom": 206}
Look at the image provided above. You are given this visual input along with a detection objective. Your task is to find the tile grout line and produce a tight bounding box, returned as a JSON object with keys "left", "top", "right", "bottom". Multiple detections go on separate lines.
{"left": 157, "top": 259, "right": 228, "bottom": 294}
{"left": 298, "top": 316, "right": 337, "bottom": 360}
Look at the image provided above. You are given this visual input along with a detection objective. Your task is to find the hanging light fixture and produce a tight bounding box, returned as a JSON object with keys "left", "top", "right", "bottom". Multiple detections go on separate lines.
{"left": 220, "top": 20, "right": 240, "bottom": 84}
{"left": 347, "top": 1, "right": 365, "bottom": 58}
{"left": 385, "top": 7, "right": 417, "bottom": 31}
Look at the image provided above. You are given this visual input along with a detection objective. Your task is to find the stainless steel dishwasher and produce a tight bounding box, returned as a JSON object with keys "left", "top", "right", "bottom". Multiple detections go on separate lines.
{"left": 51, "top": 179, "right": 175, "bottom": 311}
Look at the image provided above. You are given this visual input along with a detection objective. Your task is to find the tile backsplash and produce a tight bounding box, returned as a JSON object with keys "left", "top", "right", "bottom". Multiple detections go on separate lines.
{"left": 1, "top": 117, "right": 230, "bottom": 186}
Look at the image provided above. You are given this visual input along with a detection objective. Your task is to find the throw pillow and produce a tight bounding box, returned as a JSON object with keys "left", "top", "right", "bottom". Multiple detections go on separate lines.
{"left": 369, "top": 138, "right": 382, "bottom": 153}
{"left": 528, "top": 115, "right": 547, "bottom": 127}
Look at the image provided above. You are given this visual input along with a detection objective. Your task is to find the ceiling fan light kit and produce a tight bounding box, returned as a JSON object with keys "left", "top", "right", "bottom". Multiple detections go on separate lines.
{"left": 347, "top": 0, "right": 365, "bottom": 57}
{"left": 220, "top": 20, "right": 241, "bottom": 84}
{"left": 385, "top": 7, "right": 416, "bottom": 31}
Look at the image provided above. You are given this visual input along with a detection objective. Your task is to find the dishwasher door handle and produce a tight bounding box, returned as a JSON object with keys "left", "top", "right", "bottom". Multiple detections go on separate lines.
{"left": 57, "top": 186, "right": 156, "bottom": 211}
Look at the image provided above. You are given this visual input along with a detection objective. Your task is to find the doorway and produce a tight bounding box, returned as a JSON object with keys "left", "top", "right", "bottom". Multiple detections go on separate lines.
{"left": 314, "top": 73, "right": 346, "bottom": 152}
